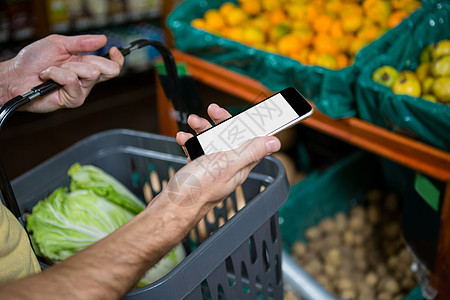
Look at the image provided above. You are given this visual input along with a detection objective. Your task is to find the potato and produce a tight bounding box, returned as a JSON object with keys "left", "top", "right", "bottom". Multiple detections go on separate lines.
{"left": 340, "top": 289, "right": 356, "bottom": 299}
{"left": 382, "top": 222, "right": 401, "bottom": 239}
{"left": 365, "top": 271, "right": 379, "bottom": 287}
{"left": 334, "top": 212, "right": 348, "bottom": 232}
{"left": 283, "top": 290, "right": 297, "bottom": 300}
{"left": 377, "top": 292, "right": 393, "bottom": 300}
{"left": 292, "top": 241, "right": 307, "bottom": 259}
{"left": 349, "top": 215, "right": 365, "bottom": 232}
{"left": 378, "top": 277, "right": 400, "bottom": 294}
{"left": 318, "top": 217, "right": 335, "bottom": 233}
{"left": 325, "top": 248, "right": 342, "bottom": 268}
{"left": 304, "top": 257, "right": 323, "bottom": 276}
{"left": 384, "top": 193, "right": 400, "bottom": 212}
{"left": 343, "top": 230, "right": 355, "bottom": 246}
{"left": 324, "top": 234, "right": 342, "bottom": 248}
{"left": 324, "top": 264, "right": 338, "bottom": 278}
{"left": 305, "top": 226, "right": 322, "bottom": 241}
{"left": 366, "top": 189, "right": 384, "bottom": 204}
{"left": 350, "top": 205, "right": 366, "bottom": 219}
{"left": 367, "top": 204, "right": 381, "bottom": 225}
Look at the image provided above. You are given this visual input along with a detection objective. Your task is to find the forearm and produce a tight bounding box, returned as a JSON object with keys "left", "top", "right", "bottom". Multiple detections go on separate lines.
{"left": 0, "top": 193, "right": 201, "bottom": 300}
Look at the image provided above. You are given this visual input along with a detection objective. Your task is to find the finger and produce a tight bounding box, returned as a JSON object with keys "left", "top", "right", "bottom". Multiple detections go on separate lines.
{"left": 60, "top": 34, "right": 107, "bottom": 54}
{"left": 176, "top": 131, "right": 195, "bottom": 162}
{"left": 230, "top": 136, "right": 281, "bottom": 171}
{"left": 230, "top": 136, "right": 281, "bottom": 184}
{"left": 59, "top": 61, "right": 101, "bottom": 84}
{"left": 39, "top": 66, "right": 84, "bottom": 107}
{"left": 79, "top": 54, "right": 122, "bottom": 82}
{"left": 207, "top": 103, "right": 231, "bottom": 125}
{"left": 108, "top": 46, "right": 125, "bottom": 69}
{"left": 176, "top": 131, "right": 194, "bottom": 147}
{"left": 187, "top": 114, "right": 213, "bottom": 134}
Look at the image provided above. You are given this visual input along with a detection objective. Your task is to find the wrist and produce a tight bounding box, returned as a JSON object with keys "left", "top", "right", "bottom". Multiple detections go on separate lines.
{"left": 0, "top": 59, "right": 16, "bottom": 105}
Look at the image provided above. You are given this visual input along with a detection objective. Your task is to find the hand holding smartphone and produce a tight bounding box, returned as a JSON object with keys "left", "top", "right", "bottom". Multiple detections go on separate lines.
{"left": 185, "top": 87, "right": 313, "bottom": 160}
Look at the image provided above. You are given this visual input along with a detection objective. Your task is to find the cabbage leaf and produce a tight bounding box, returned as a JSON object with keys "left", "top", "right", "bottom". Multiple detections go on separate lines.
{"left": 68, "top": 163, "right": 145, "bottom": 214}
{"left": 27, "top": 187, "right": 135, "bottom": 261}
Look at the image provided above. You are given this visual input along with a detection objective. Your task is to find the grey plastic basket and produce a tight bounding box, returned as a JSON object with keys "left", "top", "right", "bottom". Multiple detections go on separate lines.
{"left": 9, "top": 128, "right": 289, "bottom": 299}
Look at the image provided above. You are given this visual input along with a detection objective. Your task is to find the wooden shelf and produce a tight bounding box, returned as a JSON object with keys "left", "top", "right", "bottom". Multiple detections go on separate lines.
{"left": 156, "top": 49, "right": 450, "bottom": 299}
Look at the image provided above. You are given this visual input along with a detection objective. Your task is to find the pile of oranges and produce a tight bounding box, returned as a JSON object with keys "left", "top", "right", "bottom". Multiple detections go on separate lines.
{"left": 190, "top": 0, "right": 421, "bottom": 69}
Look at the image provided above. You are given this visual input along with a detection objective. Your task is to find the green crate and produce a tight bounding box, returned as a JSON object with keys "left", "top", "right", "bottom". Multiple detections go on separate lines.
{"left": 278, "top": 151, "right": 426, "bottom": 299}
{"left": 168, "top": 0, "right": 428, "bottom": 119}
{"left": 355, "top": 1, "right": 450, "bottom": 151}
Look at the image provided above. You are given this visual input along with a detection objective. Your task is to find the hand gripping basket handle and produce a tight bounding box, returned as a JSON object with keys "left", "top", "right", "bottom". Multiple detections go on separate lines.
{"left": 0, "top": 40, "right": 188, "bottom": 220}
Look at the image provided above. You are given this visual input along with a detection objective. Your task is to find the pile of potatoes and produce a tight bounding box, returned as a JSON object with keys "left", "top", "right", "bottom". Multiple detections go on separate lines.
{"left": 287, "top": 189, "right": 418, "bottom": 300}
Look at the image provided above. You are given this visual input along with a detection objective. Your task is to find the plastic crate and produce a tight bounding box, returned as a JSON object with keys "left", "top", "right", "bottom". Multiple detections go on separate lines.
{"left": 279, "top": 151, "right": 436, "bottom": 300}
{"left": 9, "top": 128, "right": 289, "bottom": 299}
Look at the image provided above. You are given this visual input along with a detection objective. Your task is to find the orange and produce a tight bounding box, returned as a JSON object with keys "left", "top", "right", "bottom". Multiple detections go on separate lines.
{"left": 277, "top": 33, "right": 303, "bottom": 56}
{"left": 191, "top": 18, "right": 206, "bottom": 29}
{"left": 391, "top": 0, "right": 411, "bottom": 10}
{"left": 224, "top": 7, "right": 247, "bottom": 26}
{"left": 250, "top": 15, "right": 271, "bottom": 33}
{"left": 292, "top": 28, "right": 314, "bottom": 47}
{"left": 365, "top": 1, "right": 392, "bottom": 26}
{"left": 262, "top": 0, "right": 281, "bottom": 11}
{"left": 219, "top": 2, "right": 237, "bottom": 16}
{"left": 313, "top": 15, "right": 334, "bottom": 33}
{"left": 269, "top": 8, "right": 288, "bottom": 25}
{"left": 204, "top": 9, "right": 225, "bottom": 31}
{"left": 226, "top": 26, "right": 245, "bottom": 42}
{"left": 315, "top": 53, "right": 338, "bottom": 69}
{"left": 313, "top": 34, "right": 339, "bottom": 55}
{"left": 269, "top": 23, "right": 291, "bottom": 43}
{"left": 336, "top": 53, "right": 349, "bottom": 68}
{"left": 291, "top": 47, "right": 311, "bottom": 64}
{"left": 241, "top": 0, "right": 262, "bottom": 16}
{"left": 325, "top": 0, "right": 343, "bottom": 14}
{"left": 329, "top": 20, "right": 344, "bottom": 38}
{"left": 340, "top": 3, "right": 363, "bottom": 17}
{"left": 404, "top": 0, "right": 421, "bottom": 13}
{"left": 305, "top": 5, "right": 319, "bottom": 23}
{"left": 308, "top": 51, "right": 318, "bottom": 65}
{"left": 358, "top": 23, "right": 381, "bottom": 41}
{"left": 387, "top": 10, "right": 408, "bottom": 28}
{"left": 264, "top": 43, "right": 277, "bottom": 53}
{"left": 286, "top": 3, "right": 308, "bottom": 19}
{"left": 342, "top": 14, "right": 363, "bottom": 33}
{"left": 292, "top": 20, "right": 310, "bottom": 31}
{"left": 348, "top": 37, "right": 370, "bottom": 56}
{"left": 243, "top": 26, "right": 266, "bottom": 45}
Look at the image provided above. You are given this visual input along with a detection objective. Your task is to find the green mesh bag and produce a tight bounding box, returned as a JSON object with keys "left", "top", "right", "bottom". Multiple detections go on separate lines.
{"left": 167, "top": 0, "right": 426, "bottom": 119}
{"left": 355, "top": 1, "right": 450, "bottom": 151}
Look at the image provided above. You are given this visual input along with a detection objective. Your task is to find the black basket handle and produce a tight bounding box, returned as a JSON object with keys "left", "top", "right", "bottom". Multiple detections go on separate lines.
{"left": 0, "top": 39, "right": 189, "bottom": 219}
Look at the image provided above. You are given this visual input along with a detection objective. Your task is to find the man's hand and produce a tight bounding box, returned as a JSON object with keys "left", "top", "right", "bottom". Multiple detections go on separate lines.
{"left": 172, "top": 103, "right": 281, "bottom": 214}
{"left": 0, "top": 34, "right": 124, "bottom": 113}
{"left": 176, "top": 103, "right": 233, "bottom": 162}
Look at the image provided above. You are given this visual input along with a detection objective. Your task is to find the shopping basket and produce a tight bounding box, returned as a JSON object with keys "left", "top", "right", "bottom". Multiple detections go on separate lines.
{"left": 0, "top": 44, "right": 290, "bottom": 300}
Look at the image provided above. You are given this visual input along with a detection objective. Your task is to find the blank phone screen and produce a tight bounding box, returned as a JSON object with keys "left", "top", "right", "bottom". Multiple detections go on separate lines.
{"left": 198, "top": 93, "right": 300, "bottom": 155}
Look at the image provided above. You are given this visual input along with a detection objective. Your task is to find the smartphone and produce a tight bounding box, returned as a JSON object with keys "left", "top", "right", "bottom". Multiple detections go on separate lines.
{"left": 185, "top": 87, "right": 314, "bottom": 160}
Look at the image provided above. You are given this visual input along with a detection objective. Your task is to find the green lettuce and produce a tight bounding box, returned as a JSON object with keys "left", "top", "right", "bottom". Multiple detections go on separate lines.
{"left": 27, "top": 187, "right": 135, "bottom": 261}
{"left": 27, "top": 163, "right": 186, "bottom": 287}
{"left": 68, "top": 163, "right": 145, "bottom": 214}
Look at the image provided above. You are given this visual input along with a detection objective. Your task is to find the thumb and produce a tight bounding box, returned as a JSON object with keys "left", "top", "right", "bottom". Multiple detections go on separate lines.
{"left": 232, "top": 136, "right": 281, "bottom": 167}
{"left": 61, "top": 34, "right": 107, "bottom": 53}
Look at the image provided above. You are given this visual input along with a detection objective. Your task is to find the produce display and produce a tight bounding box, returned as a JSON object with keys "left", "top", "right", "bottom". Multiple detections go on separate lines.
{"left": 190, "top": 0, "right": 421, "bottom": 69}
{"left": 287, "top": 189, "right": 418, "bottom": 300}
{"left": 26, "top": 163, "right": 186, "bottom": 288}
{"left": 372, "top": 39, "right": 450, "bottom": 104}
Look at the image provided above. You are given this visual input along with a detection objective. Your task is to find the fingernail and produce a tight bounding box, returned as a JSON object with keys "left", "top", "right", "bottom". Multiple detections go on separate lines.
{"left": 266, "top": 139, "right": 281, "bottom": 154}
